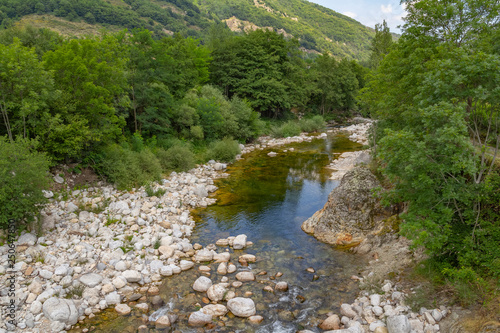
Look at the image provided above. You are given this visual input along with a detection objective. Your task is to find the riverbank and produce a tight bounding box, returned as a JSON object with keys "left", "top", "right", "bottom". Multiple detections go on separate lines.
{"left": 0, "top": 131, "right": 330, "bottom": 333}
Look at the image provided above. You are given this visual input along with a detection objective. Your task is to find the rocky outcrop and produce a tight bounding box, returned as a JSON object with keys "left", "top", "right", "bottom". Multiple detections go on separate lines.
{"left": 302, "top": 167, "right": 389, "bottom": 247}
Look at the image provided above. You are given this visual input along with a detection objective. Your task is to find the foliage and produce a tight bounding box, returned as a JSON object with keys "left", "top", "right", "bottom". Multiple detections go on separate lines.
{"left": 362, "top": 0, "right": 500, "bottom": 283}
{"left": 299, "top": 115, "right": 325, "bottom": 132}
{"left": 97, "top": 144, "right": 162, "bottom": 189}
{"left": 145, "top": 183, "right": 166, "bottom": 197}
{"left": 271, "top": 121, "right": 301, "bottom": 138}
{"left": 43, "top": 35, "right": 128, "bottom": 148}
{"left": 368, "top": 20, "right": 393, "bottom": 69}
{"left": 0, "top": 39, "right": 53, "bottom": 142}
{"left": 156, "top": 144, "right": 196, "bottom": 172}
{"left": 206, "top": 137, "right": 241, "bottom": 162}
{"left": 0, "top": 137, "right": 50, "bottom": 229}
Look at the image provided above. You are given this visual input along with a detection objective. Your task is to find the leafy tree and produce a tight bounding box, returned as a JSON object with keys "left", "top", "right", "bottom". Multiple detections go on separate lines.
{"left": 43, "top": 34, "right": 128, "bottom": 148}
{"left": 368, "top": 20, "right": 393, "bottom": 69}
{"left": 362, "top": 0, "right": 500, "bottom": 276}
{"left": 0, "top": 39, "right": 53, "bottom": 142}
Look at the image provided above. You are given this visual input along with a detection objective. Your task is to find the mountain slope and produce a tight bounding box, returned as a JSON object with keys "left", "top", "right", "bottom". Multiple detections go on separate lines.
{"left": 0, "top": 0, "right": 374, "bottom": 61}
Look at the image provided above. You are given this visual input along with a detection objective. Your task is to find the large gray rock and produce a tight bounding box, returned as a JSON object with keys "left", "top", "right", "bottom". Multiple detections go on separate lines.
{"left": 17, "top": 233, "right": 37, "bottom": 246}
{"left": 227, "top": 297, "right": 256, "bottom": 317}
{"left": 387, "top": 315, "right": 411, "bottom": 333}
{"left": 42, "top": 297, "right": 78, "bottom": 325}
{"left": 301, "top": 167, "right": 385, "bottom": 246}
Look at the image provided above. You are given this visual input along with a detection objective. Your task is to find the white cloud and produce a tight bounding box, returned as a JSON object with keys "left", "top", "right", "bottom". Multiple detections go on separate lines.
{"left": 342, "top": 11, "right": 358, "bottom": 18}
{"left": 381, "top": 4, "right": 393, "bottom": 14}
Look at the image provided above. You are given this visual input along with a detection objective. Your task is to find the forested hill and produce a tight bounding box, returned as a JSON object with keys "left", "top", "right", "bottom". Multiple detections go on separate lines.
{"left": 0, "top": 0, "right": 375, "bottom": 62}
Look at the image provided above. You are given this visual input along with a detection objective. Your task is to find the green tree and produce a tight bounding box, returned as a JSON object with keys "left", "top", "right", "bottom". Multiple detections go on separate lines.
{"left": 43, "top": 34, "right": 128, "bottom": 147}
{"left": 0, "top": 39, "right": 53, "bottom": 142}
{"left": 362, "top": 0, "right": 500, "bottom": 275}
{"left": 368, "top": 20, "right": 393, "bottom": 69}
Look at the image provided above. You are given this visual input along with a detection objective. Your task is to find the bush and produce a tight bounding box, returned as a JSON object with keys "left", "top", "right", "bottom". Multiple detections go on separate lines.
{"left": 0, "top": 137, "right": 50, "bottom": 229}
{"left": 207, "top": 137, "right": 241, "bottom": 162}
{"left": 156, "top": 144, "right": 195, "bottom": 172}
{"left": 299, "top": 115, "right": 326, "bottom": 132}
{"left": 98, "top": 145, "right": 162, "bottom": 189}
{"left": 271, "top": 121, "right": 301, "bottom": 138}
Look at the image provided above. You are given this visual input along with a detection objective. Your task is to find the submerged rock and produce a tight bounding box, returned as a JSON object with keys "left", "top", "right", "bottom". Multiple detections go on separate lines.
{"left": 227, "top": 297, "right": 256, "bottom": 317}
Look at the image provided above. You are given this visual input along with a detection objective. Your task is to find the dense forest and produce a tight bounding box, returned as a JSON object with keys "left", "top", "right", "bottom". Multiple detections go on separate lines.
{"left": 0, "top": 0, "right": 375, "bottom": 62}
{"left": 0, "top": 22, "right": 363, "bottom": 228}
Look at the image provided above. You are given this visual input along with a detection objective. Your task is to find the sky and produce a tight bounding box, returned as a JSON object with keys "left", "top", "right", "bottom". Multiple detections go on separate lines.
{"left": 307, "top": 0, "right": 407, "bottom": 33}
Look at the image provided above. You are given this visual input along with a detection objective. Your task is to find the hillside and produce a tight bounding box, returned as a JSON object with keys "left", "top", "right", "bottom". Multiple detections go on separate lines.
{"left": 0, "top": 0, "right": 374, "bottom": 61}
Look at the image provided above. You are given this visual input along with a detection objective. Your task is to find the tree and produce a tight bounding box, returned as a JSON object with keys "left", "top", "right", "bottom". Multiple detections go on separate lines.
{"left": 368, "top": 20, "right": 393, "bottom": 69}
{"left": 0, "top": 39, "right": 53, "bottom": 142}
{"left": 43, "top": 34, "right": 128, "bottom": 147}
{"left": 362, "top": 0, "right": 500, "bottom": 274}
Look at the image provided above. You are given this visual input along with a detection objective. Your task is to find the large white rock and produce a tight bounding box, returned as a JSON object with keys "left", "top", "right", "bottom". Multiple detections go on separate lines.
{"left": 200, "top": 304, "right": 229, "bottom": 317}
{"left": 122, "top": 270, "right": 142, "bottom": 283}
{"left": 387, "top": 315, "right": 411, "bottom": 333}
{"left": 79, "top": 273, "right": 103, "bottom": 287}
{"left": 207, "top": 284, "right": 227, "bottom": 302}
{"left": 227, "top": 297, "right": 256, "bottom": 317}
{"left": 179, "top": 260, "right": 194, "bottom": 271}
{"left": 232, "top": 234, "right": 247, "bottom": 250}
{"left": 192, "top": 276, "right": 212, "bottom": 292}
{"left": 201, "top": 304, "right": 228, "bottom": 317}
{"left": 195, "top": 249, "right": 213, "bottom": 262}
{"left": 188, "top": 311, "right": 212, "bottom": 327}
{"left": 42, "top": 297, "right": 79, "bottom": 325}
{"left": 236, "top": 271, "right": 255, "bottom": 282}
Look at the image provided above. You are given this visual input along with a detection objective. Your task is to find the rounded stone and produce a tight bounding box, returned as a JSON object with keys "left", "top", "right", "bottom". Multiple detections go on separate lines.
{"left": 227, "top": 297, "right": 256, "bottom": 318}
{"left": 115, "top": 304, "right": 131, "bottom": 315}
{"left": 192, "top": 276, "right": 212, "bottom": 292}
{"left": 188, "top": 311, "right": 212, "bottom": 327}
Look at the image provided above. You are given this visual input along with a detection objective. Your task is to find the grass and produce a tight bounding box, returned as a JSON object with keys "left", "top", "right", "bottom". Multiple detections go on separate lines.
{"left": 153, "top": 237, "right": 161, "bottom": 249}
{"left": 65, "top": 285, "right": 85, "bottom": 299}
{"left": 145, "top": 183, "right": 166, "bottom": 197}
{"left": 105, "top": 216, "right": 121, "bottom": 226}
{"left": 15, "top": 14, "right": 123, "bottom": 37}
{"left": 33, "top": 252, "right": 45, "bottom": 264}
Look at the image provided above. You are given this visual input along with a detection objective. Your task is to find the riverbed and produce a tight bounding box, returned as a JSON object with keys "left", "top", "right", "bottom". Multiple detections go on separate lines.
{"left": 72, "top": 133, "right": 367, "bottom": 333}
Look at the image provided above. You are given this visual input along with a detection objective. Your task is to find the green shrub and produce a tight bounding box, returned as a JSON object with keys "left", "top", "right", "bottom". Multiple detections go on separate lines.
{"left": 0, "top": 137, "right": 50, "bottom": 229}
{"left": 271, "top": 121, "right": 301, "bottom": 138}
{"left": 311, "top": 115, "right": 326, "bottom": 129}
{"left": 98, "top": 145, "right": 162, "bottom": 189}
{"left": 145, "top": 184, "right": 166, "bottom": 197}
{"left": 207, "top": 137, "right": 241, "bottom": 162}
{"left": 299, "top": 116, "right": 326, "bottom": 132}
{"left": 156, "top": 145, "right": 195, "bottom": 172}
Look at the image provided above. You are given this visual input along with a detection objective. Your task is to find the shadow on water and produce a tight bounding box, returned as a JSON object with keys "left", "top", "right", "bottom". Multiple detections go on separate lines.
{"left": 71, "top": 134, "right": 367, "bottom": 333}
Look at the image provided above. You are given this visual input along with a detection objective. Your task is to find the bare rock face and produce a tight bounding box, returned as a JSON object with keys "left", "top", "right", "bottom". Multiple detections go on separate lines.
{"left": 302, "top": 167, "right": 385, "bottom": 246}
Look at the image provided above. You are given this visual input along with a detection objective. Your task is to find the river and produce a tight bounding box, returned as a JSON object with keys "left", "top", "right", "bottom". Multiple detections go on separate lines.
{"left": 73, "top": 132, "right": 367, "bottom": 333}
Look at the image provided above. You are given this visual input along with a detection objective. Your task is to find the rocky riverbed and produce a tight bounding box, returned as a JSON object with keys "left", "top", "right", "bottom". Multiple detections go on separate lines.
{"left": 0, "top": 131, "right": 329, "bottom": 333}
